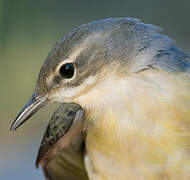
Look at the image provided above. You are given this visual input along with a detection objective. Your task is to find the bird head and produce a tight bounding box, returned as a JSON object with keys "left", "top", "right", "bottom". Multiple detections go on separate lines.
{"left": 11, "top": 18, "right": 189, "bottom": 130}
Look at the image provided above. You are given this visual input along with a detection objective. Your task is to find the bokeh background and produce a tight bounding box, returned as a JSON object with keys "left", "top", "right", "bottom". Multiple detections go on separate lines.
{"left": 1, "top": 0, "right": 190, "bottom": 179}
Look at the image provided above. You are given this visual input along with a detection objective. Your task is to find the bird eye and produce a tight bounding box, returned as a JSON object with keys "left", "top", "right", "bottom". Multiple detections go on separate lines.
{"left": 59, "top": 63, "right": 75, "bottom": 79}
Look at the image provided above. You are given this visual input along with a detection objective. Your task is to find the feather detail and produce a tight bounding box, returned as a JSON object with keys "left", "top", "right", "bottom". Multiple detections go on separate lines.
{"left": 83, "top": 70, "right": 190, "bottom": 180}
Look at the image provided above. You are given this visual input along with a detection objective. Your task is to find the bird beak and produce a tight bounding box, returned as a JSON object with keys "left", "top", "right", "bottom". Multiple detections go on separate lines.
{"left": 10, "top": 92, "right": 49, "bottom": 131}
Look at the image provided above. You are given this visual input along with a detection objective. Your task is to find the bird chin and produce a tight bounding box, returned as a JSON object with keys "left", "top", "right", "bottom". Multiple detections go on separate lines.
{"left": 49, "top": 93, "right": 73, "bottom": 104}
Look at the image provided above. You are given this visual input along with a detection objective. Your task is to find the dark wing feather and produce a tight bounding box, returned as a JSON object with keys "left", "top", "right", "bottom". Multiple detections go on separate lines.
{"left": 36, "top": 103, "right": 88, "bottom": 180}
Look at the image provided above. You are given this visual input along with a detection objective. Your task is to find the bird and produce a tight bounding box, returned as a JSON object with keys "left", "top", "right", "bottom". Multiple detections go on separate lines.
{"left": 11, "top": 17, "right": 190, "bottom": 180}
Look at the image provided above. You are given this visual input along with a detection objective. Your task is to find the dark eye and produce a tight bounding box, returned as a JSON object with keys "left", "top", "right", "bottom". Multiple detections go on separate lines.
{"left": 59, "top": 63, "right": 75, "bottom": 79}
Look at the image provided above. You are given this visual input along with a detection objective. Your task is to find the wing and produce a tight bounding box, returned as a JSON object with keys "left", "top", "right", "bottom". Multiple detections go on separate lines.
{"left": 36, "top": 103, "right": 88, "bottom": 180}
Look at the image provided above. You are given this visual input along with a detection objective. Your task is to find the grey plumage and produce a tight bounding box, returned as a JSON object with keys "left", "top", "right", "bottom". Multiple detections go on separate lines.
{"left": 11, "top": 17, "right": 190, "bottom": 180}
{"left": 36, "top": 18, "right": 190, "bottom": 96}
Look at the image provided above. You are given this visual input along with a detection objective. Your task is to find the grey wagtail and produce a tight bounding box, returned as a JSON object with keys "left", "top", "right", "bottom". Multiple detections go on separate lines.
{"left": 11, "top": 18, "right": 190, "bottom": 180}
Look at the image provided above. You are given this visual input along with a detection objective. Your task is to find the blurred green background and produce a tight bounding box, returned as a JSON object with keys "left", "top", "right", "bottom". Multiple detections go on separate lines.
{"left": 1, "top": 0, "right": 190, "bottom": 179}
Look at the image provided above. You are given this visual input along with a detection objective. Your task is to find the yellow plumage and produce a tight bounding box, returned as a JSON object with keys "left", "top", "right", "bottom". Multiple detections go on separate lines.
{"left": 12, "top": 18, "right": 190, "bottom": 180}
{"left": 82, "top": 70, "right": 190, "bottom": 180}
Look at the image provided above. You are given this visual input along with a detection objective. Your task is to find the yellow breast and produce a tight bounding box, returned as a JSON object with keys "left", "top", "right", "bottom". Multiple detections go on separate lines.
{"left": 83, "top": 71, "right": 190, "bottom": 180}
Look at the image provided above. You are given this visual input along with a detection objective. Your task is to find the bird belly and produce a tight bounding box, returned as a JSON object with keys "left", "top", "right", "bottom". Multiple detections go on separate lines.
{"left": 85, "top": 130, "right": 166, "bottom": 180}
{"left": 85, "top": 126, "right": 190, "bottom": 180}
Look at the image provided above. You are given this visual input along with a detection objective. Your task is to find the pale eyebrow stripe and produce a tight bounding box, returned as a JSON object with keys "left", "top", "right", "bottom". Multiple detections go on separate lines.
{"left": 68, "top": 46, "right": 86, "bottom": 60}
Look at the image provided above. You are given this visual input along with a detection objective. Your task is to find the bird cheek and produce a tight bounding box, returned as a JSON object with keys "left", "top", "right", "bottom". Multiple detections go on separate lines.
{"left": 49, "top": 88, "right": 73, "bottom": 103}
